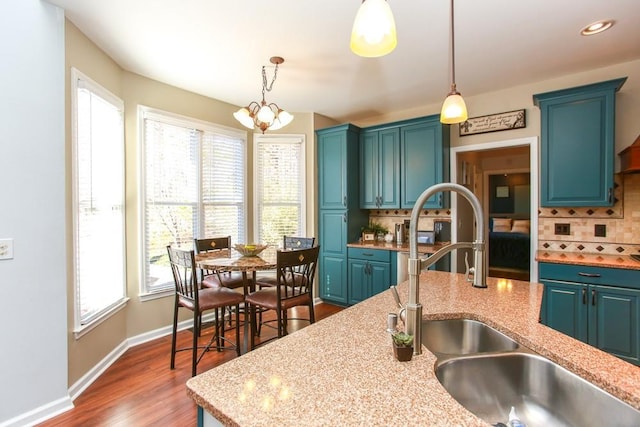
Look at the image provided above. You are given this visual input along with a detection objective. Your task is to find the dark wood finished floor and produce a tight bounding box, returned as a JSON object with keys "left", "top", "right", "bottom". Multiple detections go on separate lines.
{"left": 37, "top": 303, "right": 344, "bottom": 427}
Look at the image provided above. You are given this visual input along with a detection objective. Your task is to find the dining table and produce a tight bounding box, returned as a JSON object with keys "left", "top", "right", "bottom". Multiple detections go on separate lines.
{"left": 194, "top": 246, "right": 278, "bottom": 351}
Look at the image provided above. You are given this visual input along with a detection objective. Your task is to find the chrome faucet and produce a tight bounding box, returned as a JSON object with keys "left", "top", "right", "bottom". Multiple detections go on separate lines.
{"left": 392, "top": 183, "right": 487, "bottom": 356}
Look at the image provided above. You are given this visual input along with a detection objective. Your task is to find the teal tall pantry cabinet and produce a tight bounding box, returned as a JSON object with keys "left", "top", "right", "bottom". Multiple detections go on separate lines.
{"left": 317, "top": 124, "right": 369, "bottom": 305}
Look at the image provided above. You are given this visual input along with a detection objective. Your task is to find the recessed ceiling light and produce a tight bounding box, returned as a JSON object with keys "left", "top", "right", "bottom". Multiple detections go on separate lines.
{"left": 580, "top": 20, "right": 614, "bottom": 36}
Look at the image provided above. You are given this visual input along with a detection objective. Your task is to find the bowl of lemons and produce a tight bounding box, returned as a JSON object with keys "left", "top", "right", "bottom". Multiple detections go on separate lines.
{"left": 234, "top": 243, "right": 268, "bottom": 257}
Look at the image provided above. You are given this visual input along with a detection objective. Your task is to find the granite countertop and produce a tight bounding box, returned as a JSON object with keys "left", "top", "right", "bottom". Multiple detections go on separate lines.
{"left": 536, "top": 250, "right": 640, "bottom": 270}
{"left": 186, "top": 271, "right": 640, "bottom": 426}
{"left": 347, "top": 240, "right": 449, "bottom": 254}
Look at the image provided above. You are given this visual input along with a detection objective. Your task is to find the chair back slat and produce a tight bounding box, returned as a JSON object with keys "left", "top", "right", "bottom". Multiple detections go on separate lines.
{"left": 167, "top": 245, "right": 199, "bottom": 302}
{"left": 194, "top": 236, "right": 232, "bottom": 254}
{"left": 276, "top": 246, "right": 319, "bottom": 300}
{"left": 283, "top": 236, "right": 315, "bottom": 250}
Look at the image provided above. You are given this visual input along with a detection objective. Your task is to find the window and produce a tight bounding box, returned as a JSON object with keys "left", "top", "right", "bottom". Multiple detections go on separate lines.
{"left": 139, "top": 107, "right": 246, "bottom": 295}
{"left": 254, "top": 135, "right": 306, "bottom": 246}
{"left": 71, "top": 68, "right": 126, "bottom": 335}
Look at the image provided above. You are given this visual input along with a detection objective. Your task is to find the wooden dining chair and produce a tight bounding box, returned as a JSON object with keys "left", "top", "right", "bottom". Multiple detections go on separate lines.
{"left": 194, "top": 236, "right": 249, "bottom": 289}
{"left": 245, "top": 245, "right": 320, "bottom": 350}
{"left": 167, "top": 245, "right": 244, "bottom": 376}
{"left": 254, "top": 236, "right": 315, "bottom": 288}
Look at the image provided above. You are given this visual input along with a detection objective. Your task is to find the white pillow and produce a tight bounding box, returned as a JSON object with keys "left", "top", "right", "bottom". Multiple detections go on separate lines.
{"left": 492, "top": 218, "right": 512, "bottom": 233}
{"left": 511, "top": 219, "right": 530, "bottom": 234}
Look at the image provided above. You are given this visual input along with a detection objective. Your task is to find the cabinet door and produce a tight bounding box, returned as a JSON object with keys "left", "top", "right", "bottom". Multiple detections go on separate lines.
{"left": 378, "top": 128, "right": 400, "bottom": 208}
{"left": 359, "top": 130, "right": 379, "bottom": 209}
{"left": 591, "top": 285, "right": 640, "bottom": 365}
{"left": 360, "top": 128, "right": 399, "bottom": 209}
{"left": 318, "top": 131, "right": 348, "bottom": 210}
{"left": 318, "top": 211, "right": 348, "bottom": 304}
{"left": 542, "top": 280, "right": 588, "bottom": 342}
{"left": 534, "top": 78, "right": 625, "bottom": 207}
{"left": 369, "top": 260, "right": 391, "bottom": 297}
{"left": 348, "top": 259, "right": 368, "bottom": 305}
{"left": 401, "top": 120, "right": 445, "bottom": 209}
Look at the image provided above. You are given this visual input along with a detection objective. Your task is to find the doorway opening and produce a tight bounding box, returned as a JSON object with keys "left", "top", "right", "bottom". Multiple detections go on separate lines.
{"left": 450, "top": 137, "right": 539, "bottom": 283}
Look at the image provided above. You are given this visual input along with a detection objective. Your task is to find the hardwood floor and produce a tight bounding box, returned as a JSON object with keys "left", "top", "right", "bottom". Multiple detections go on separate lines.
{"left": 37, "top": 303, "right": 344, "bottom": 427}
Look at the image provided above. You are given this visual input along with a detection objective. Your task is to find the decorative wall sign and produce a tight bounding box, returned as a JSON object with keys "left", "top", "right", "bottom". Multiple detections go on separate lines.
{"left": 459, "top": 109, "right": 526, "bottom": 136}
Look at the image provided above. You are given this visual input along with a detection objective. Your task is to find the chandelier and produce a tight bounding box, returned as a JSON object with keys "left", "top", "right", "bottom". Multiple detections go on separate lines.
{"left": 233, "top": 56, "right": 293, "bottom": 133}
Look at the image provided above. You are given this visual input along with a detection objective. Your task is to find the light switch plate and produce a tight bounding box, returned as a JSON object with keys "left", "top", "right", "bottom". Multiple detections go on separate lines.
{"left": 0, "top": 238, "right": 14, "bottom": 260}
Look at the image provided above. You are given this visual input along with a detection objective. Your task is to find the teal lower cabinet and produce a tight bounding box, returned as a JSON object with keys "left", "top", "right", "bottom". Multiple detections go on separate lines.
{"left": 348, "top": 247, "right": 397, "bottom": 305}
{"left": 540, "top": 262, "right": 640, "bottom": 365}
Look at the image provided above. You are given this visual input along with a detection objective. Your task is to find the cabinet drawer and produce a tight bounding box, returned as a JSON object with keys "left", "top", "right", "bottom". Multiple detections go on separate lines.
{"left": 539, "top": 262, "right": 640, "bottom": 289}
{"left": 348, "top": 247, "right": 391, "bottom": 263}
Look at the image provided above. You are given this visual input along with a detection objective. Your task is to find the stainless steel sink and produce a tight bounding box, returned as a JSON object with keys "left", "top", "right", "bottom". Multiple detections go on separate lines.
{"left": 421, "top": 318, "right": 519, "bottom": 356}
{"left": 435, "top": 352, "right": 640, "bottom": 426}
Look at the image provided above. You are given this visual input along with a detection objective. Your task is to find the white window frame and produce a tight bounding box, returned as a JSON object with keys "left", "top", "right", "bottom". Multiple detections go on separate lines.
{"left": 138, "top": 106, "right": 247, "bottom": 299}
{"left": 253, "top": 134, "right": 306, "bottom": 246}
{"left": 71, "top": 68, "right": 127, "bottom": 338}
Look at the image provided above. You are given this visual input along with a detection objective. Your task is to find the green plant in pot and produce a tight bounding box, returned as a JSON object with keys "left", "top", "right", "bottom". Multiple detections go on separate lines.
{"left": 363, "top": 221, "right": 388, "bottom": 241}
{"left": 391, "top": 331, "right": 414, "bottom": 361}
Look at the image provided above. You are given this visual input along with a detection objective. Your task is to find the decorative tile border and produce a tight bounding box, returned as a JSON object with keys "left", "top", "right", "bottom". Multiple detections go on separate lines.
{"left": 538, "top": 174, "right": 624, "bottom": 219}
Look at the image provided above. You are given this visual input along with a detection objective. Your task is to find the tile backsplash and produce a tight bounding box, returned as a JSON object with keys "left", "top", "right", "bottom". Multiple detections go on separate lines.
{"left": 368, "top": 208, "right": 450, "bottom": 235}
{"left": 538, "top": 173, "right": 640, "bottom": 256}
{"left": 367, "top": 173, "right": 639, "bottom": 256}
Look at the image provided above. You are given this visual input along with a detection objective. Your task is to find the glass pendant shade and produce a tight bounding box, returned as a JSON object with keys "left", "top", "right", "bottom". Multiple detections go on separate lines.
{"left": 233, "top": 107, "right": 255, "bottom": 129}
{"left": 440, "top": 91, "right": 468, "bottom": 124}
{"left": 269, "top": 110, "right": 294, "bottom": 131}
{"left": 350, "top": 0, "right": 397, "bottom": 57}
{"left": 256, "top": 104, "right": 276, "bottom": 124}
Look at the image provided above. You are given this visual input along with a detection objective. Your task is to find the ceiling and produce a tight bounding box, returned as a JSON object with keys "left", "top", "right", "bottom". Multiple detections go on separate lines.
{"left": 48, "top": 0, "right": 640, "bottom": 123}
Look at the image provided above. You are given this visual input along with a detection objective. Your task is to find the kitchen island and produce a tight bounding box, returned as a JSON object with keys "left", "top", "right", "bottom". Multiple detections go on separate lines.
{"left": 187, "top": 271, "right": 640, "bottom": 426}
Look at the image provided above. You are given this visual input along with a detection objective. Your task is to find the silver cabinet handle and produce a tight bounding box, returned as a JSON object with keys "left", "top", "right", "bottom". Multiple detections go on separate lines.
{"left": 578, "top": 272, "right": 601, "bottom": 278}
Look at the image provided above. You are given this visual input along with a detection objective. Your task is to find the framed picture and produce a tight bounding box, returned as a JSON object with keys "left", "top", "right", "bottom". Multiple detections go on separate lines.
{"left": 362, "top": 232, "right": 375, "bottom": 242}
{"left": 496, "top": 186, "right": 509, "bottom": 198}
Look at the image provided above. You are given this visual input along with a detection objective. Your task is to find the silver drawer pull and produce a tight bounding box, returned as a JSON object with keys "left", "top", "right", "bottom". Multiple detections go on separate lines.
{"left": 578, "top": 272, "right": 601, "bottom": 278}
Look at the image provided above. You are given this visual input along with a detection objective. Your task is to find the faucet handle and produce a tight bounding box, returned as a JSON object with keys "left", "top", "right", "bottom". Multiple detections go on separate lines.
{"left": 464, "top": 252, "right": 475, "bottom": 283}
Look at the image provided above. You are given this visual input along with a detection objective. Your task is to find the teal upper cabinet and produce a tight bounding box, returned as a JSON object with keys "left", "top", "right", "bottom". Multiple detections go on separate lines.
{"left": 533, "top": 78, "right": 626, "bottom": 207}
{"left": 359, "top": 115, "right": 450, "bottom": 210}
{"left": 318, "top": 124, "right": 361, "bottom": 210}
{"left": 400, "top": 116, "right": 450, "bottom": 209}
{"left": 359, "top": 127, "right": 400, "bottom": 209}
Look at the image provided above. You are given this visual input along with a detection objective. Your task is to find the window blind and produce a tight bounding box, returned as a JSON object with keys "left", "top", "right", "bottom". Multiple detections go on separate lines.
{"left": 140, "top": 107, "right": 246, "bottom": 293}
{"left": 72, "top": 69, "right": 126, "bottom": 327}
{"left": 255, "top": 135, "right": 305, "bottom": 246}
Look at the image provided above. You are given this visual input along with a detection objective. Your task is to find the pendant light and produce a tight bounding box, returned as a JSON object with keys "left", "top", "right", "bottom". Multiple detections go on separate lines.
{"left": 350, "top": 0, "right": 397, "bottom": 57}
{"left": 233, "top": 56, "right": 294, "bottom": 133}
{"left": 440, "top": 0, "right": 468, "bottom": 124}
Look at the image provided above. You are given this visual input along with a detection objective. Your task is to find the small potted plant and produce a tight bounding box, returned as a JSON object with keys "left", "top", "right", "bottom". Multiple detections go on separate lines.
{"left": 391, "top": 331, "right": 414, "bottom": 362}
{"left": 362, "top": 221, "right": 388, "bottom": 242}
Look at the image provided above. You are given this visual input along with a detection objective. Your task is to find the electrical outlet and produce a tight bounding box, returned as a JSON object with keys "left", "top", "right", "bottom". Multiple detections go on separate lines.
{"left": 0, "top": 238, "right": 14, "bottom": 260}
{"left": 595, "top": 224, "right": 606, "bottom": 237}
{"left": 554, "top": 223, "right": 570, "bottom": 236}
